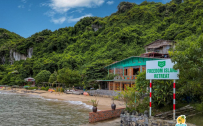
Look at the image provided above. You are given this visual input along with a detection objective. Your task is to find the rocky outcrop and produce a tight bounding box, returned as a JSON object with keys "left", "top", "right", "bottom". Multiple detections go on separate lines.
{"left": 27, "top": 47, "right": 33, "bottom": 58}
{"left": 0, "top": 56, "right": 5, "bottom": 64}
{"left": 9, "top": 47, "right": 33, "bottom": 64}
{"left": 91, "top": 24, "right": 102, "bottom": 32}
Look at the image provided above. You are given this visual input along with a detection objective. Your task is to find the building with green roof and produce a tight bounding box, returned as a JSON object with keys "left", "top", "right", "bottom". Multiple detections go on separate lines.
{"left": 97, "top": 40, "right": 174, "bottom": 91}
{"left": 98, "top": 56, "right": 164, "bottom": 91}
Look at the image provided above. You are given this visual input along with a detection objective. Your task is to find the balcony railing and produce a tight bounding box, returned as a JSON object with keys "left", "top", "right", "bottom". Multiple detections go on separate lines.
{"left": 114, "top": 75, "right": 137, "bottom": 80}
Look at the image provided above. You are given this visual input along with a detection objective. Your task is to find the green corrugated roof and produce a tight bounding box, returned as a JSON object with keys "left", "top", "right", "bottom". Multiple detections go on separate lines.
{"left": 104, "top": 56, "right": 165, "bottom": 69}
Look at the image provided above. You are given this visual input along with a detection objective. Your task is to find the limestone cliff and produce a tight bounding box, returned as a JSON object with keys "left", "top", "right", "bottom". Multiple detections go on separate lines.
{"left": 1, "top": 47, "right": 33, "bottom": 64}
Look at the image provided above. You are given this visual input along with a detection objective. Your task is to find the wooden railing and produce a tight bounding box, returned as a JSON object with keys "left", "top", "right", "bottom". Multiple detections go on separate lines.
{"left": 114, "top": 75, "right": 137, "bottom": 80}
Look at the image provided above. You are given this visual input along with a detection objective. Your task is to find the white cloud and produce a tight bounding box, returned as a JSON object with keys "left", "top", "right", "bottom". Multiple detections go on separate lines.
{"left": 70, "top": 8, "right": 84, "bottom": 14}
{"left": 107, "top": 1, "right": 114, "bottom": 5}
{"left": 40, "top": 3, "right": 49, "bottom": 7}
{"left": 51, "top": 17, "right": 66, "bottom": 24}
{"left": 21, "top": 0, "right": 27, "bottom": 3}
{"left": 18, "top": 5, "right": 25, "bottom": 8}
{"left": 42, "top": 0, "right": 97, "bottom": 24}
{"left": 49, "top": 0, "right": 105, "bottom": 13}
{"left": 44, "top": 11, "right": 56, "bottom": 17}
{"left": 67, "top": 14, "right": 93, "bottom": 23}
{"left": 50, "top": 14, "right": 92, "bottom": 24}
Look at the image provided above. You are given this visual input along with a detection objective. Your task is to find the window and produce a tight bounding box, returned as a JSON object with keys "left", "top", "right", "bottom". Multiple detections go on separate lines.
{"left": 133, "top": 68, "right": 139, "bottom": 75}
{"left": 166, "top": 45, "right": 170, "bottom": 49}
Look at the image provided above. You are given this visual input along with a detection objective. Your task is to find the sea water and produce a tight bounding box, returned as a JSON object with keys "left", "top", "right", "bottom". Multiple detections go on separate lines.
{"left": 0, "top": 91, "right": 91, "bottom": 126}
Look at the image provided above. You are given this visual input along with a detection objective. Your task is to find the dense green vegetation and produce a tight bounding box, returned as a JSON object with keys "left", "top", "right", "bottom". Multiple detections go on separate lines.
{"left": 0, "top": 0, "right": 203, "bottom": 100}
{"left": 35, "top": 70, "right": 51, "bottom": 84}
{"left": 136, "top": 71, "right": 175, "bottom": 107}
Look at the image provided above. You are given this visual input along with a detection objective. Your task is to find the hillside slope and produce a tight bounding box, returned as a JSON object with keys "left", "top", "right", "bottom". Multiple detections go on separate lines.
{"left": 0, "top": 0, "right": 203, "bottom": 86}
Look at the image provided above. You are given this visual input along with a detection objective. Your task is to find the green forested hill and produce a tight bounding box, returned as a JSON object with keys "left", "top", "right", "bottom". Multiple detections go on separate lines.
{"left": 0, "top": 28, "right": 23, "bottom": 53}
{"left": 0, "top": 28, "right": 22, "bottom": 45}
{"left": 1, "top": 0, "right": 203, "bottom": 87}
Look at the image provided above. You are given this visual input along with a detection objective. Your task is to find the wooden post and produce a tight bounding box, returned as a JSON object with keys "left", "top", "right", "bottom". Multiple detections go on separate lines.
{"left": 120, "top": 82, "right": 121, "bottom": 91}
{"left": 140, "top": 65, "right": 142, "bottom": 72}
{"left": 108, "top": 68, "right": 109, "bottom": 76}
{"left": 113, "top": 82, "right": 115, "bottom": 90}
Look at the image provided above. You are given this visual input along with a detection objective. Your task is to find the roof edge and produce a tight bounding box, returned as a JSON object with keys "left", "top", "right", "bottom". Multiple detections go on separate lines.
{"left": 104, "top": 56, "right": 167, "bottom": 69}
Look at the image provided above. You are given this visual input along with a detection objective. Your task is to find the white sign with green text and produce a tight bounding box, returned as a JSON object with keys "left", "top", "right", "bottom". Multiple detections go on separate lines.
{"left": 146, "top": 59, "right": 179, "bottom": 80}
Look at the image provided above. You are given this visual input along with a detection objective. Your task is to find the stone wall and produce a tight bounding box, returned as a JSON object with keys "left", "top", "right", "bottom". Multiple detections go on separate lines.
{"left": 89, "top": 108, "right": 125, "bottom": 123}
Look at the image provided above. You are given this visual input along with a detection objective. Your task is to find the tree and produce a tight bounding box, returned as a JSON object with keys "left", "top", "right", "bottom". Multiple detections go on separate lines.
{"left": 49, "top": 71, "right": 57, "bottom": 83}
{"left": 172, "top": 0, "right": 182, "bottom": 4}
{"left": 57, "top": 68, "right": 80, "bottom": 90}
{"left": 35, "top": 70, "right": 51, "bottom": 84}
{"left": 117, "top": 2, "right": 134, "bottom": 13}
{"left": 83, "top": 59, "right": 111, "bottom": 86}
{"left": 169, "top": 35, "right": 203, "bottom": 102}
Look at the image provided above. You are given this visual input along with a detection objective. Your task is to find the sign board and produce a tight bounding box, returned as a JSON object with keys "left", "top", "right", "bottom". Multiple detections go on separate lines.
{"left": 146, "top": 59, "right": 179, "bottom": 80}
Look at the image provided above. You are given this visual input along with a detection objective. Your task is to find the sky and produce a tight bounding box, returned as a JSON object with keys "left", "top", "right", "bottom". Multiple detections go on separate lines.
{"left": 0, "top": 0, "right": 171, "bottom": 38}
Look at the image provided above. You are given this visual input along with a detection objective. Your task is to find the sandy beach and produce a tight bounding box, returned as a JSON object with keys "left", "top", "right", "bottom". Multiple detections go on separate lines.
{"left": 7, "top": 88, "right": 126, "bottom": 111}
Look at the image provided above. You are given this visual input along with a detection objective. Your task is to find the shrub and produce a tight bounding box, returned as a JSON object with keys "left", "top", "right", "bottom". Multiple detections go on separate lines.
{"left": 136, "top": 71, "right": 174, "bottom": 107}
{"left": 116, "top": 85, "right": 138, "bottom": 113}
{"left": 60, "top": 87, "right": 64, "bottom": 92}
{"left": 45, "top": 86, "right": 49, "bottom": 91}
{"left": 56, "top": 87, "right": 58, "bottom": 92}
{"left": 41, "top": 87, "right": 46, "bottom": 90}
{"left": 136, "top": 96, "right": 149, "bottom": 113}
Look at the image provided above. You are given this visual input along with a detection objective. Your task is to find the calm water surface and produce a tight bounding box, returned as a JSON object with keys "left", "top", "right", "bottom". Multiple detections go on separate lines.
{"left": 0, "top": 91, "right": 91, "bottom": 126}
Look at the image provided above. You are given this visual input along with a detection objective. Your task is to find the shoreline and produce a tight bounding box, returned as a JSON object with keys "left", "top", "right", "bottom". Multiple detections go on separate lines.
{"left": 1, "top": 89, "right": 126, "bottom": 111}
